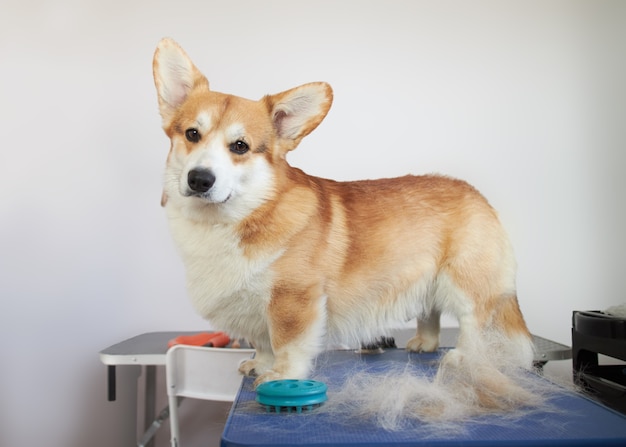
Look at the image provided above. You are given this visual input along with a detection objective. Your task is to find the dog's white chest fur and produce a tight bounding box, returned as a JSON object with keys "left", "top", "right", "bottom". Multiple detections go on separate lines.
{"left": 166, "top": 205, "right": 276, "bottom": 342}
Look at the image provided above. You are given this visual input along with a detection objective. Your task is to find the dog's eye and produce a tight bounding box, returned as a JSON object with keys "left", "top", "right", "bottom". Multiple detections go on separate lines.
{"left": 185, "top": 128, "right": 201, "bottom": 143}
{"left": 230, "top": 140, "right": 250, "bottom": 155}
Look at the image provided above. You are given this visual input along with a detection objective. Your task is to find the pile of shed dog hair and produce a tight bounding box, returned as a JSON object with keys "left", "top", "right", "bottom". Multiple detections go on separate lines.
{"left": 313, "top": 334, "right": 567, "bottom": 434}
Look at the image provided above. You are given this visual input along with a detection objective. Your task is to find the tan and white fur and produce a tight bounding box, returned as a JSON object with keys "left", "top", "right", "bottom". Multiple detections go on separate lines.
{"left": 153, "top": 38, "right": 536, "bottom": 417}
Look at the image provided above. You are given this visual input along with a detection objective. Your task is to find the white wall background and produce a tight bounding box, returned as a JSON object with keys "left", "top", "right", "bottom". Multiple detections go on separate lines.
{"left": 1, "top": 1, "right": 624, "bottom": 446}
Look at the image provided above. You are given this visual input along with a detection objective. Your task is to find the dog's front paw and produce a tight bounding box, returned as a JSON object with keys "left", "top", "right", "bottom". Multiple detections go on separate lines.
{"left": 253, "top": 369, "right": 283, "bottom": 387}
{"left": 238, "top": 359, "right": 267, "bottom": 377}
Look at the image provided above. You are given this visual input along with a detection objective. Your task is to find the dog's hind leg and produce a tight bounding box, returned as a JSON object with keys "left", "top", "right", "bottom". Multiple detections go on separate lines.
{"left": 406, "top": 310, "right": 441, "bottom": 352}
{"left": 424, "top": 213, "right": 537, "bottom": 409}
{"left": 435, "top": 300, "right": 536, "bottom": 411}
{"left": 434, "top": 269, "right": 535, "bottom": 410}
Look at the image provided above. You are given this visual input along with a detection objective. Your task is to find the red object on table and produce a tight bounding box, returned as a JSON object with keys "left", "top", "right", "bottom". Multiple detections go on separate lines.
{"left": 167, "top": 332, "right": 231, "bottom": 348}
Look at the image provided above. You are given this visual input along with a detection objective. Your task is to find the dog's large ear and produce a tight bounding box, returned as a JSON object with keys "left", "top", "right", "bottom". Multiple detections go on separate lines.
{"left": 264, "top": 83, "right": 333, "bottom": 154}
{"left": 153, "top": 38, "right": 209, "bottom": 127}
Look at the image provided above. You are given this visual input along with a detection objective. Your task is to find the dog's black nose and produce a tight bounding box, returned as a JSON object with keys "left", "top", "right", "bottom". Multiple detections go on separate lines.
{"left": 187, "top": 168, "right": 215, "bottom": 193}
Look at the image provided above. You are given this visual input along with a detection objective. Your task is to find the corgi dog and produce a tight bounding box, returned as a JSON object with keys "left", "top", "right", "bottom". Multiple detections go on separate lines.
{"left": 152, "top": 38, "right": 536, "bottom": 416}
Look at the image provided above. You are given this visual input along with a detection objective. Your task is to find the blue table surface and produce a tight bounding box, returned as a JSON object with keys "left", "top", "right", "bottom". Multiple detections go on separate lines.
{"left": 222, "top": 349, "right": 626, "bottom": 447}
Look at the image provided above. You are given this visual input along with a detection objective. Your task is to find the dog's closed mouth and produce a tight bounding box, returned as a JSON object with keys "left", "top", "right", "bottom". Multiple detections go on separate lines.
{"left": 186, "top": 190, "right": 232, "bottom": 204}
{"left": 218, "top": 193, "right": 232, "bottom": 204}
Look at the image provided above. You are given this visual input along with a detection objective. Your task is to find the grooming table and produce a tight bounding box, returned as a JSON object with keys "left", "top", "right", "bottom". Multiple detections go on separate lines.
{"left": 222, "top": 349, "right": 626, "bottom": 447}
{"left": 100, "top": 329, "right": 571, "bottom": 446}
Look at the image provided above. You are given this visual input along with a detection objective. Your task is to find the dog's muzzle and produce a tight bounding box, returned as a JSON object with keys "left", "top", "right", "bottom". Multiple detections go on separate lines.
{"left": 187, "top": 168, "right": 215, "bottom": 194}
